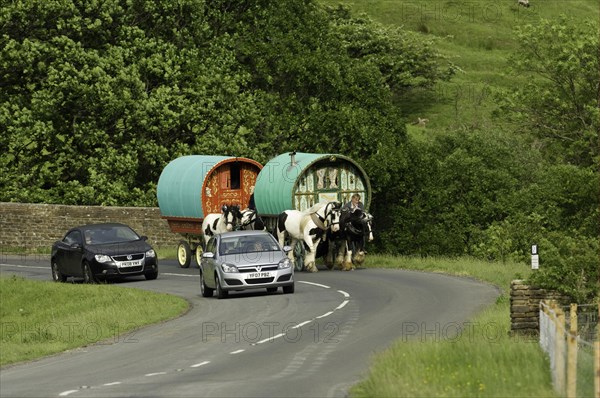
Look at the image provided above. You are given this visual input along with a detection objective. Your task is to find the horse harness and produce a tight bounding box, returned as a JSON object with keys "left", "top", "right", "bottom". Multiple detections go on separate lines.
{"left": 310, "top": 202, "right": 339, "bottom": 231}
{"left": 240, "top": 209, "right": 258, "bottom": 228}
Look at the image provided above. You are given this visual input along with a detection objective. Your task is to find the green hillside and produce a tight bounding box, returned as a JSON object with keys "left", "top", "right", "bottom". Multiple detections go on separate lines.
{"left": 320, "top": 0, "right": 599, "bottom": 131}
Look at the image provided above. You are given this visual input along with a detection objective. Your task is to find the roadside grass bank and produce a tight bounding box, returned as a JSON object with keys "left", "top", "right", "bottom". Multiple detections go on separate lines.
{"left": 351, "top": 255, "right": 556, "bottom": 397}
{"left": 0, "top": 275, "right": 189, "bottom": 367}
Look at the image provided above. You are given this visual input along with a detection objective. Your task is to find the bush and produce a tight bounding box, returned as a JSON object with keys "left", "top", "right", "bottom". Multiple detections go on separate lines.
{"left": 527, "top": 231, "right": 599, "bottom": 303}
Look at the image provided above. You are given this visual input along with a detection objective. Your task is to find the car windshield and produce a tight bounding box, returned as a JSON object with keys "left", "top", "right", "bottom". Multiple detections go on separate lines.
{"left": 219, "top": 236, "right": 279, "bottom": 255}
{"left": 83, "top": 226, "right": 140, "bottom": 245}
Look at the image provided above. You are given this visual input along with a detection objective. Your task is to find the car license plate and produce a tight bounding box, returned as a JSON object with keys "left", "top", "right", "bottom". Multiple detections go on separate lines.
{"left": 247, "top": 272, "right": 272, "bottom": 279}
{"left": 119, "top": 260, "right": 142, "bottom": 268}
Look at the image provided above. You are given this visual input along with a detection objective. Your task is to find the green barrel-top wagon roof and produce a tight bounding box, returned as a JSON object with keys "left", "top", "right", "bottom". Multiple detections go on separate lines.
{"left": 254, "top": 152, "right": 371, "bottom": 216}
{"left": 157, "top": 155, "right": 262, "bottom": 219}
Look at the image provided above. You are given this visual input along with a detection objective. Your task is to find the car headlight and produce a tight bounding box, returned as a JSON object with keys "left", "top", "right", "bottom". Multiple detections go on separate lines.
{"left": 95, "top": 254, "right": 112, "bottom": 263}
{"left": 146, "top": 249, "right": 156, "bottom": 258}
{"left": 221, "top": 263, "right": 238, "bottom": 273}
{"left": 278, "top": 257, "right": 292, "bottom": 269}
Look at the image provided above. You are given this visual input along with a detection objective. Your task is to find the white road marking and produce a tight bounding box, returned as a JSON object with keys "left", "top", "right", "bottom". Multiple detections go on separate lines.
{"left": 292, "top": 321, "right": 312, "bottom": 328}
{"left": 0, "top": 264, "right": 198, "bottom": 278}
{"left": 59, "top": 390, "right": 79, "bottom": 397}
{"left": 103, "top": 382, "right": 121, "bottom": 386}
{"left": 145, "top": 372, "right": 167, "bottom": 377}
{"left": 230, "top": 349, "right": 245, "bottom": 354}
{"left": 160, "top": 272, "right": 198, "bottom": 277}
{"left": 191, "top": 361, "right": 210, "bottom": 368}
{"left": 253, "top": 282, "right": 351, "bottom": 345}
{"left": 316, "top": 311, "right": 333, "bottom": 319}
{"left": 255, "top": 332, "right": 286, "bottom": 344}
{"left": 0, "top": 263, "right": 47, "bottom": 269}
{"left": 298, "top": 281, "right": 330, "bottom": 289}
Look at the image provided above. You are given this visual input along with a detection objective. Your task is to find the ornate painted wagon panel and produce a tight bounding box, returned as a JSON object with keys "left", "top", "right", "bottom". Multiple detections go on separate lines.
{"left": 202, "top": 162, "right": 260, "bottom": 215}
{"left": 254, "top": 152, "right": 371, "bottom": 217}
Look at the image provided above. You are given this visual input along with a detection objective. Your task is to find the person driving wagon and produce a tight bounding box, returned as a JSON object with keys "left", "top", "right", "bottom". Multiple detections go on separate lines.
{"left": 343, "top": 193, "right": 364, "bottom": 212}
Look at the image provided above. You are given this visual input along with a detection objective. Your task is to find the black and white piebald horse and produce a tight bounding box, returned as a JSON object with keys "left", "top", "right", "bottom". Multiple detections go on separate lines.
{"left": 202, "top": 205, "right": 242, "bottom": 246}
{"left": 276, "top": 201, "right": 342, "bottom": 272}
{"left": 319, "top": 207, "right": 374, "bottom": 271}
{"left": 239, "top": 208, "right": 266, "bottom": 231}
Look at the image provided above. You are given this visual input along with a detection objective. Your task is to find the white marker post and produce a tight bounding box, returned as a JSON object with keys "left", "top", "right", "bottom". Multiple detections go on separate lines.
{"left": 531, "top": 244, "right": 539, "bottom": 270}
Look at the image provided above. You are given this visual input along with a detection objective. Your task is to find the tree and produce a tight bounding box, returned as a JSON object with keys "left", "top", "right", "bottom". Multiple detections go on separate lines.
{"left": 497, "top": 17, "right": 599, "bottom": 167}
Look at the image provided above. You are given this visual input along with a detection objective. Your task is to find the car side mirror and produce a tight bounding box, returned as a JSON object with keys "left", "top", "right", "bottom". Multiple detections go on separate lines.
{"left": 140, "top": 235, "right": 148, "bottom": 241}
{"left": 70, "top": 243, "right": 82, "bottom": 250}
{"left": 282, "top": 245, "right": 292, "bottom": 253}
{"left": 202, "top": 252, "right": 215, "bottom": 259}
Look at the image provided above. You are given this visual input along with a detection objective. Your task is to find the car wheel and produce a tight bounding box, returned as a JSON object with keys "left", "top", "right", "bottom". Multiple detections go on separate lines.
{"left": 216, "top": 276, "right": 228, "bottom": 299}
{"left": 200, "top": 271, "right": 214, "bottom": 297}
{"left": 145, "top": 270, "right": 158, "bottom": 280}
{"left": 266, "top": 287, "right": 278, "bottom": 293}
{"left": 283, "top": 283, "right": 295, "bottom": 294}
{"left": 51, "top": 260, "right": 67, "bottom": 282}
{"left": 177, "top": 241, "right": 192, "bottom": 268}
{"left": 82, "top": 262, "right": 96, "bottom": 284}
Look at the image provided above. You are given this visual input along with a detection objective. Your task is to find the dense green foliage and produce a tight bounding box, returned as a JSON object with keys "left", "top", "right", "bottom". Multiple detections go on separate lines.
{"left": 0, "top": 0, "right": 447, "bottom": 205}
{"left": 1, "top": 1, "right": 597, "bottom": 300}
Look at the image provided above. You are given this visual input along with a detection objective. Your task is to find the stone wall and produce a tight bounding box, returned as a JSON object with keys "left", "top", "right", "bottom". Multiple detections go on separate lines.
{"left": 0, "top": 202, "right": 181, "bottom": 251}
{"left": 510, "top": 279, "right": 570, "bottom": 335}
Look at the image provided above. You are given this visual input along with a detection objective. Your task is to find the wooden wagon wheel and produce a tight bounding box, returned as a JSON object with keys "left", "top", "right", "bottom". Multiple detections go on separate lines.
{"left": 177, "top": 240, "right": 192, "bottom": 268}
{"left": 293, "top": 241, "right": 305, "bottom": 272}
{"left": 194, "top": 241, "right": 204, "bottom": 267}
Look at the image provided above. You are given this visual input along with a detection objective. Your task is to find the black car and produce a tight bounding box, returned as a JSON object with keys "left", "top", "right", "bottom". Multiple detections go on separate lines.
{"left": 51, "top": 223, "right": 158, "bottom": 283}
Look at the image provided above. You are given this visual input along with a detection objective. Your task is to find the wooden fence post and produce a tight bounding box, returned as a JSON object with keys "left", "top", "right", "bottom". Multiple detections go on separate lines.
{"left": 554, "top": 302, "right": 566, "bottom": 394}
{"left": 567, "top": 303, "right": 577, "bottom": 398}
{"left": 595, "top": 302, "right": 599, "bottom": 398}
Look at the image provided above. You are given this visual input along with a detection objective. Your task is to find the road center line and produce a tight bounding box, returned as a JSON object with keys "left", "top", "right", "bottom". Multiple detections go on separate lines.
{"left": 191, "top": 361, "right": 210, "bottom": 368}
{"left": 145, "top": 372, "right": 167, "bottom": 377}
{"left": 59, "top": 390, "right": 79, "bottom": 397}
{"left": 252, "top": 282, "right": 350, "bottom": 345}
{"left": 298, "top": 281, "right": 330, "bottom": 289}
{"left": 160, "top": 272, "right": 197, "bottom": 277}
{"left": 315, "top": 311, "right": 334, "bottom": 319}
{"left": 0, "top": 263, "right": 47, "bottom": 269}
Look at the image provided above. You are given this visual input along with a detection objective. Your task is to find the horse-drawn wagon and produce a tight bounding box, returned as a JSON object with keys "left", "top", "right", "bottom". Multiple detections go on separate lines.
{"left": 157, "top": 155, "right": 262, "bottom": 267}
{"left": 253, "top": 152, "right": 372, "bottom": 271}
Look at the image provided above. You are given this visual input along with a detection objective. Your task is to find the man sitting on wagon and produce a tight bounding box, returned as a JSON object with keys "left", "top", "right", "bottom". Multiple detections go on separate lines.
{"left": 343, "top": 193, "right": 364, "bottom": 213}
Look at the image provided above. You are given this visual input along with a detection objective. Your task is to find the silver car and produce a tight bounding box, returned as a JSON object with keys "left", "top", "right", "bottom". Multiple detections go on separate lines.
{"left": 199, "top": 230, "right": 294, "bottom": 299}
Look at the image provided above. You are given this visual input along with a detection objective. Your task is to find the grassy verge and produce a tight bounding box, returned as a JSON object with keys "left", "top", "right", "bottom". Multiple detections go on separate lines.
{"left": 349, "top": 255, "right": 557, "bottom": 397}
{"left": 0, "top": 275, "right": 189, "bottom": 367}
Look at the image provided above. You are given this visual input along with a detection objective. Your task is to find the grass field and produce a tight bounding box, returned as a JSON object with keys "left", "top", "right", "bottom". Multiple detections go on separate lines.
{"left": 321, "top": 0, "right": 599, "bottom": 131}
{"left": 0, "top": 275, "right": 189, "bottom": 366}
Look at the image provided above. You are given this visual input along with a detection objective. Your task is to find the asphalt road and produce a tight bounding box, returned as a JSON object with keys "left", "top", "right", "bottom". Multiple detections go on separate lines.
{"left": 0, "top": 255, "right": 499, "bottom": 397}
